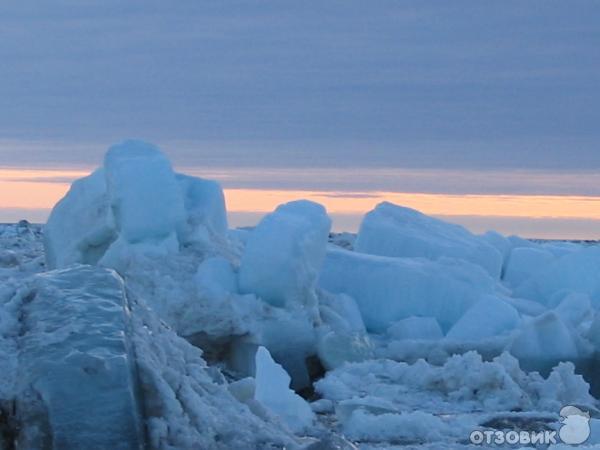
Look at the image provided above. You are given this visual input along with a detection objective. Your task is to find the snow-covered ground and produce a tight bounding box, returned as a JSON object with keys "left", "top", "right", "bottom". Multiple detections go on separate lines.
{"left": 2, "top": 140, "right": 600, "bottom": 449}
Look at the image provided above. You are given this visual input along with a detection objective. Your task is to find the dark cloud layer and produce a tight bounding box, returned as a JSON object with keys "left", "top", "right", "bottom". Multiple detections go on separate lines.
{"left": 0, "top": 1, "right": 599, "bottom": 169}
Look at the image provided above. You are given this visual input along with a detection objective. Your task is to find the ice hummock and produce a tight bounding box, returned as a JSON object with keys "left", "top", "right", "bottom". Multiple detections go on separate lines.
{"left": 44, "top": 139, "right": 228, "bottom": 271}
{"left": 386, "top": 316, "right": 444, "bottom": 341}
{"left": 15, "top": 266, "right": 144, "bottom": 449}
{"left": 44, "top": 144, "right": 332, "bottom": 391}
{"left": 176, "top": 173, "right": 229, "bottom": 244}
{"left": 515, "top": 245, "right": 600, "bottom": 307}
{"left": 319, "top": 247, "right": 497, "bottom": 333}
{"left": 355, "top": 202, "right": 503, "bottom": 278}
{"left": 317, "top": 291, "right": 373, "bottom": 370}
{"left": 503, "top": 246, "right": 556, "bottom": 288}
{"left": 43, "top": 168, "right": 114, "bottom": 269}
{"left": 507, "top": 311, "right": 586, "bottom": 375}
{"left": 446, "top": 295, "right": 521, "bottom": 341}
{"left": 233, "top": 200, "right": 332, "bottom": 387}
{"left": 104, "top": 140, "right": 185, "bottom": 244}
{"left": 4, "top": 139, "right": 600, "bottom": 449}
{"left": 3, "top": 264, "right": 298, "bottom": 450}
{"left": 238, "top": 200, "right": 331, "bottom": 310}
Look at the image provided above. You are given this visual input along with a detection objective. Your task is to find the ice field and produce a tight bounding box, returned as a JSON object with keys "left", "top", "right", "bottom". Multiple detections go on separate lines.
{"left": 2, "top": 140, "right": 600, "bottom": 449}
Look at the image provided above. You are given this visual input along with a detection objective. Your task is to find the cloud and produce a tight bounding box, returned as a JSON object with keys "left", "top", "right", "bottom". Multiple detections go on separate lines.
{"left": 4, "top": 165, "right": 600, "bottom": 196}
{"left": 0, "top": 1, "right": 598, "bottom": 170}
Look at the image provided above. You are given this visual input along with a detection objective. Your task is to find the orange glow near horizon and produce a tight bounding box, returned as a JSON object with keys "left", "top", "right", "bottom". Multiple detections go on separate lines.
{"left": 1, "top": 168, "right": 600, "bottom": 234}
{"left": 224, "top": 189, "right": 600, "bottom": 220}
{"left": 0, "top": 168, "right": 89, "bottom": 209}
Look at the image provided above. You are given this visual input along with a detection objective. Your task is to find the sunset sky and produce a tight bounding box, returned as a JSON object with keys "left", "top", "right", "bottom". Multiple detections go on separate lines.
{"left": 1, "top": 2, "right": 599, "bottom": 238}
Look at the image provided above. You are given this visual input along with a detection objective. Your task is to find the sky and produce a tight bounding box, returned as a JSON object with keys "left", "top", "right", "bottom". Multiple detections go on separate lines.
{"left": 1, "top": 1, "right": 599, "bottom": 238}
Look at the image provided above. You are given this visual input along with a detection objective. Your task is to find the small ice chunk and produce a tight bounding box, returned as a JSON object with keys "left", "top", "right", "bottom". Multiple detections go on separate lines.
{"left": 176, "top": 174, "right": 228, "bottom": 243}
{"left": 305, "top": 434, "right": 358, "bottom": 450}
{"left": 227, "top": 377, "right": 256, "bottom": 403}
{"left": 387, "top": 317, "right": 444, "bottom": 341}
{"left": 319, "top": 292, "right": 366, "bottom": 335}
{"left": 501, "top": 295, "right": 547, "bottom": 317}
{"left": 335, "top": 396, "right": 398, "bottom": 423}
{"left": 508, "top": 312, "right": 579, "bottom": 374}
{"left": 318, "top": 293, "right": 372, "bottom": 370}
{"left": 342, "top": 409, "right": 453, "bottom": 443}
{"left": 316, "top": 350, "right": 594, "bottom": 416}
{"left": 44, "top": 169, "right": 116, "bottom": 269}
{"left": 0, "top": 250, "right": 19, "bottom": 267}
{"left": 554, "top": 293, "right": 592, "bottom": 327}
{"left": 195, "top": 256, "right": 238, "bottom": 299}
{"left": 515, "top": 246, "right": 600, "bottom": 306}
{"left": 259, "top": 313, "right": 318, "bottom": 390}
{"left": 446, "top": 295, "right": 521, "bottom": 341}
{"left": 482, "top": 230, "right": 511, "bottom": 262}
{"left": 317, "top": 330, "right": 373, "bottom": 370}
{"left": 586, "top": 313, "right": 600, "bottom": 350}
{"left": 104, "top": 140, "right": 185, "bottom": 243}
{"left": 254, "top": 346, "right": 314, "bottom": 432}
{"left": 238, "top": 200, "right": 331, "bottom": 308}
{"left": 44, "top": 140, "right": 229, "bottom": 270}
{"left": 310, "top": 398, "right": 334, "bottom": 414}
{"left": 504, "top": 246, "right": 556, "bottom": 288}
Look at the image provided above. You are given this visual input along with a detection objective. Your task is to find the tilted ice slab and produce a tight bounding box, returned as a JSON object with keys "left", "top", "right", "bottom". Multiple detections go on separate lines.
{"left": 319, "top": 247, "right": 496, "bottom": 333}
{"left": 8, "top": 264, "right": 298, "bottom": 450}
{"left": 15, "top": 265, "right": 144, "bottom": 450}
{"left": 354, "top": 202, "right": 503, "bottom": 278}
{"left": 44, "top": 140, "right": 228, "bottom": 270}
{"left": 446, "top": 294, "right": 521, "bottom": 341}
{"left": 508, "top": 311, "right": 591, "bottom": 375}
{"left": 238, "top": 200, "right": 331, "bottom": 310}
{"left": 515, "top": 245, "right": 600, "bottom": 307}
{"left": 43, "top": 168, "right": 114, "bottom": 269}
{"left": 254, "top": 346, "right": 315, "bottom": 433}
{"left": 503, "top": 246, "right": 556, "bottom": 288}
{"left": 235, "top": 200, "right": 332, "bottom": 387}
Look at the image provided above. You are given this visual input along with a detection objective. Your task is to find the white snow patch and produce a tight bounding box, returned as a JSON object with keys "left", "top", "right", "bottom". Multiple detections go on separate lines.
{"left": 316, "top": 351, "right": 595, "bottom": 445}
